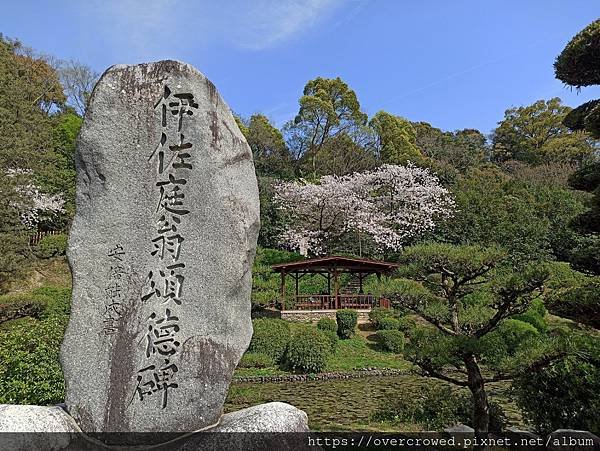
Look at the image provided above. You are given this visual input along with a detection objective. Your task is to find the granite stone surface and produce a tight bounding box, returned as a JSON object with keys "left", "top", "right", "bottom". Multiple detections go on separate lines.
{"left": 60, "top": 60, "right": 260, "bottom": 435}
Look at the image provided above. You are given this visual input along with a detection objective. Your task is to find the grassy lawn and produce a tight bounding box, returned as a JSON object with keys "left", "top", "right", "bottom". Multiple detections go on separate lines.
{"left": 325, "top": 335, "right": 411, "bottom": 372}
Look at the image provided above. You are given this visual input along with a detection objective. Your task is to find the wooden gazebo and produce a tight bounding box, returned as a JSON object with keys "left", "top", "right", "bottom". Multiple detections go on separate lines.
{"left": 271, "top": 256, "right": 398, "bottom": 311}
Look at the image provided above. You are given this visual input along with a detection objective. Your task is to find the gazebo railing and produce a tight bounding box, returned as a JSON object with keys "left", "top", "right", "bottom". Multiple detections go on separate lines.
{"left": 288, "top": 294, "right": 377, "bottom": 310}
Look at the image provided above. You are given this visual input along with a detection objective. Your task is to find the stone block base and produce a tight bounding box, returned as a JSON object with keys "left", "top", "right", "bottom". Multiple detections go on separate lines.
{"left": 0, "top": 402, "right": 309, "bottom": 450}
{"left": 280, "top": 309, "right": 371, "bottom": 322}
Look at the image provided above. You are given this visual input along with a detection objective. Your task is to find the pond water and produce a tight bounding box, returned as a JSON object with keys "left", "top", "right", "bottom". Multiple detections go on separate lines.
{"left": 224, "top": 375, "right": 522, "bottom": 431}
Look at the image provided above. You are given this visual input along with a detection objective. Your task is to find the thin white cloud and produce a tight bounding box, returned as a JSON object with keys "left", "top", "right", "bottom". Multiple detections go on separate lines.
{"left": 231, "top": 0, "right": 344, "bottom": 50}
{"left": 74, "top": 0, "right": 345, "bottom": 59}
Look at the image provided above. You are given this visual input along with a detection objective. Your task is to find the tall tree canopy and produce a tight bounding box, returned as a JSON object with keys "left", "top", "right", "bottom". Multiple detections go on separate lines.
{"left": 412, "top": 122, "right": 487, "bottom": 173}
{"left": 0, "top": 36, "right": 67, "bottom": 291}
{"left": 491, "top": 98, "right": 595, "bottom": 165}
{"left": 284, "top": 76, "right": 371, "bottom": 177}
{"left": 236, "top": 113, "right": 293, "bottom": 179}
{"left": 369, "top": 111, "right": 423, "bottom": 165}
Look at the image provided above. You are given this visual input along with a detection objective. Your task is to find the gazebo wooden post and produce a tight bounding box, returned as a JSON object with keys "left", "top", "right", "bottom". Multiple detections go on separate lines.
{"left": 280, "top": 271, "right": 286, "bottom": 310}
{"left": 333, "top": 267, "right": 339, "bottom": 309}
{"left": 358, "top": 272, "right": 364, "bottom": 294}
{"left": 294, "top": 272, "right": 299, "bottom": 299}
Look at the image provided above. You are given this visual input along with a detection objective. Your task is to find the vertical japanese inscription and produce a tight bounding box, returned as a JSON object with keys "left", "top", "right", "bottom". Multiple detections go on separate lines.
{"left": 103, "top": 244, "right": 127, "bottom": 335}
{"left": 136, "top": 86, "right": 198, "bottom": 409}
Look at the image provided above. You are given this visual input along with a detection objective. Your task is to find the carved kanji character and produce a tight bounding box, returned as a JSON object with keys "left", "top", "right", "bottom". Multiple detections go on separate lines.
{"left": 151, "top": 234, "right": 184, "bottom": 261}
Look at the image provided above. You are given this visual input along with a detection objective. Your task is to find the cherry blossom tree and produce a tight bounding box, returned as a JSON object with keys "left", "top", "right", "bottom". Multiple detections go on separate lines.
{"left": 18, "top": 185, "right": 65, "bottom": 229}
{"left": 274, "top": 164, "right": 454, "bottom": 256}
{"left": 7, "top": 169, "right": 65, "bottom": 229}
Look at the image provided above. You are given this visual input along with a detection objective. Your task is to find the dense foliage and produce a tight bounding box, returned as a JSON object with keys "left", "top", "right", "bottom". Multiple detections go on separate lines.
{"left": 377, "top": 317, "right": 400, "bottom": 331}
{"left": 513, "top": 334, "right": 600, "bottom": 434}
{"left": 0, "top": 287, "right": 70, "bottom": 405}
{"left": 373, "top": 384, "right": 506, "bottom": 432}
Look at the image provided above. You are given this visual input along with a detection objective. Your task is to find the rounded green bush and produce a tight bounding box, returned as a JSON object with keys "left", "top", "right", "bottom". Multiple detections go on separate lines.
{"left": 378, "top": 317, "right": 400, "bottom": 330}
{"left": 336, "top": 309, "right": 358, "bottom": 339}
{"left": 238, "top": 352, "right": 274, "bottom": 368}
{"left": 368, "top": 307, "right": 394, "bottom": 328}
{"left": 554, "top": 19, "right": 600, "bottom": 87}
{"left": 35, "top": 234, "right": 68, "bottom": 259}
{"left": 377, "top": 329, "right": 405, "bottom": 353}
{"left": 286, "top": 326, "right": 331, "bottom": 373}
{"left": 247, "top": 318, "right": 290, "bottom": 363}
{"left": 316, "top": 317, "right": 337, "bottom": 333}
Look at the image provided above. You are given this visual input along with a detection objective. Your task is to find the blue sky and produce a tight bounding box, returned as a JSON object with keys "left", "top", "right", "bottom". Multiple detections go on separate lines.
{"left": 2, "top": 1, "right": 599, "bottom": 134}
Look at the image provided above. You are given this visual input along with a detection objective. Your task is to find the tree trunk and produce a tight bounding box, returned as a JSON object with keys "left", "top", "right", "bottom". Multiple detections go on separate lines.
{"left": 463, "top": 353, "right": 489, "bottom": 434}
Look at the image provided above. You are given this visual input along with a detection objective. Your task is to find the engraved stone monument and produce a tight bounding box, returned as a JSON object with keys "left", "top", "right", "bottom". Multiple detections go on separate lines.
{"left": 60, "top": 60, "right": 260, "bottom": 434}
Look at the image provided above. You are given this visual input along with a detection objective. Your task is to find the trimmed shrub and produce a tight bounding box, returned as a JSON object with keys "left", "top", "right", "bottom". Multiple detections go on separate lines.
{"left": 238, "top": 352, "right": 274, "bottom": 368}
{"left": 247, "top": 318, "right": 290, "bottom": 363}
{"left": 35, "top": 234, "right": 68, "bottom": 259}
{"left": 368, "top": 307, "right": 394, "bottom": 328}
{"left": 286, "top": 326, "right": 331, "bottom": 373}
{"left": 316, "top": 317, "right": 337, "bottom": 333}
{"left": 377, "top": 330, "right": 405, "bottom": 353}
{"left": 378, "top": 317, "right": 400, "bottom": 330}
{"left": 336, "top": 309, "right": 358, "bottom": 339}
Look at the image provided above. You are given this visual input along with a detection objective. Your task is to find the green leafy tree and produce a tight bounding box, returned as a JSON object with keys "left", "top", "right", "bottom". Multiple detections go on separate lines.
{"left": 555, "top": 19, "right": 600, "bottom": 138}
{"left": 0, "top": 36, "right": 65, "bottom": 291}
{"left": 0, "top": 36, "right": 65, "bottom": 171}
{"left": 373, "top": 243, "right": 566, "bottom": 433}
{"left": 284, "top": 77, "right": 368, "bottom": 176}
{"left": 34, "top": 109, "right": 82, "bottom": 225}
{"left": 438, "top": 166, "right": 585, "bottom": 263}
{"left": 299, "top": 132, "right": 378, "bottom": 176}
{"left": 491, "top": 98, "right": 595, "bottom": 164}
{"left": 369, "top": 111, "right": 423, "bottom": 165}
{"left": 567, "top": 161, "right": 600, "bottom": 275}
{"left": 512, "top": 334, "right": 600, "bottom": 434}
{"left": 413, "top": 122, "right": 487, "bottom": 173}
{"left": 237, "top": 114, "right": 294, "bottom": 179}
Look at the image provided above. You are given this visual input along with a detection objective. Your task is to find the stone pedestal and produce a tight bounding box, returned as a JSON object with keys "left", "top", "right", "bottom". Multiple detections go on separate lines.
{"left": 0, "top": 402, "right": 310, "bottom": 450}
